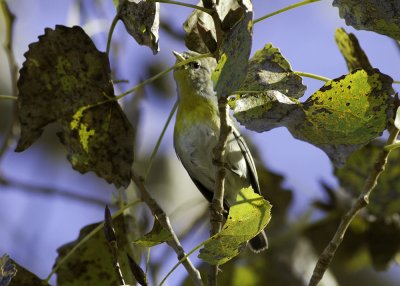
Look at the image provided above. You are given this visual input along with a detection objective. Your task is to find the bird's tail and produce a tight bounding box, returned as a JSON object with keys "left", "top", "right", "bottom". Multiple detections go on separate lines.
{"left": 249, "top": 230, "right": 268, "bottom": 253}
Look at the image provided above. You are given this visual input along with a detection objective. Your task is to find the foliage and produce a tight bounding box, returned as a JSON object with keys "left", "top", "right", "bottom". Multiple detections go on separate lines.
{"left": 1, "top": 0, "right": 400, "bottom": 286}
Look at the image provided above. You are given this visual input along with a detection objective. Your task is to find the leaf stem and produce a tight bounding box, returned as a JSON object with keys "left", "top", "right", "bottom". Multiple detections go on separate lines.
{"left": 154, "top": 0, "right": 212, "bottom": 13}
{"left": 106, "top": 14, "right": 119, "bottom": 57}
{"left": 394, "top": 80, "right": 400, "bottom": 84}
{"left": 144, "top": 99, "right": 178, "bottom": 181}
{"left": 308, "top": 124, "right": 400, "bottom": 286}
{"left": 295, "top": 71, "right": 331, "bottom": 82}
{"left": 0, "top": 95, "right": 17, "bottom": 100}
{"left": 131, "top": 174, "right": 203, "bottom": 286}
{"left": 254, "top": 0, "right": 322, "bottom": 24}
{"left": 44, "top": 199, "right": 141, "bottom": 283}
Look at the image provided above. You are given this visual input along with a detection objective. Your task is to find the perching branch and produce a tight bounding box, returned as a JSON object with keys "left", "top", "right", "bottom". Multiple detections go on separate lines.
{"left": 308, "top": 124, "right": 400, "bottom": 286}
{"left": 131, "top": 173, "right": 203, "bottom": 286}
{"left": 209, "top": 97, "right": 231, "bottom": 286}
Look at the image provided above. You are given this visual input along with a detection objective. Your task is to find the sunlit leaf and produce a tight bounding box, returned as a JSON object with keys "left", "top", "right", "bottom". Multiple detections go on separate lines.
{"left": 290, "top": 69, "right": 393, "bottom": 165}
{"left": 334, "top": 28, "right": 373, "bottom": 71}
{"left": 335, "top": 141, "right": 400, "bottom": 217}
{"left": 240, "top": 43, "right": 306, "bottom": 98}
{"left": 213, "top": 0, "right": 253, "bottom": 97}
{"left": 16, "top": 25, "right": 134, "bottom": 188}
{"left": 198, "top": 187, "right": 271, "bottom": 265}
{"left": 56, "top": 216, "right": 135, "bottom": 286}
{"left": 133, "top": 218, "right": 172, "bottom": 247}
{"left": 332, "top": 0, "right": 400, "bottom": 40}
{"left": 118, "top": 0, "right": 160, "bottom": 54}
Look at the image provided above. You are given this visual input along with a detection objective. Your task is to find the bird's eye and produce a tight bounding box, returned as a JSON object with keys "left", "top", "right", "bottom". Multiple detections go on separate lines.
{"left": 188, "top": 61, "right": 200, "bottom": 69}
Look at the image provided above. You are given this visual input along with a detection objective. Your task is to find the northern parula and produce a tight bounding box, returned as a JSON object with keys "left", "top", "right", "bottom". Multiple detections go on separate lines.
{"left": 173, "top": 51, "right": 268, "bottom": 252}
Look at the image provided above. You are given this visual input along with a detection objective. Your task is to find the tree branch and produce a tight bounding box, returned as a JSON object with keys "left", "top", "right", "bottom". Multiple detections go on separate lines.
{"left": 308, "top": 124, "right": 400, "bottom": 286}
{"left": 131, "top": 173, "right": 203, "bottom": 286}
{"left": 209, "top": 97, "right": 230, "bottom": 286}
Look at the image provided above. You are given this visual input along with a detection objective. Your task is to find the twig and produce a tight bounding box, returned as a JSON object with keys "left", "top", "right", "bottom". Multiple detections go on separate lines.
{"left": 0, "top": 175, "right": 109, "bottom": 207}
{"left": 209, "top": 97, "right": 230, "bottom": 286}
{"left": 131, "top": 173, "right": 203, "bottom": 286}
{"left": 0, "top": 1, "right": 19, "bottom": 162}
{"left": 308, "top": 124, "right": 400, "bottom": 286}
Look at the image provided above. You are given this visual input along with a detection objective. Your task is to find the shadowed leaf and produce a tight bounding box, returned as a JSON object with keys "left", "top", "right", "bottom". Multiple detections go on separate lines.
{"left": 118, "top": 0, "right": 160, "bottom": 54}
{"left": 127, "top": 254, "right": 147, "bottom": 286}
{"left": 55, "top": 216, "right": 135, "bottom": 286}
{"left": 213, "top": 0, "right": 253, "bottom": 97}
{"left": 240, "top": 43, "right": 306, "bottom": 98}
{"left": 133, "top": 218, "right": 172, "bottom": 247}
{"left": 16, "top": 25, "right": 134, "bottom": 188}
{"left": 335, "top": 28, "right": 373, "bottom": 71}
{"left": 199, "top": 187, "right": 271, "bottom": 265}
{"left": 0, "top": 254, "right": 49, "bottom": 286}
{"left": 332, "top": 0, "right": 400, "bottom": 40}
{"left": 335, "top": 141, "right": 400, "bottom": 217}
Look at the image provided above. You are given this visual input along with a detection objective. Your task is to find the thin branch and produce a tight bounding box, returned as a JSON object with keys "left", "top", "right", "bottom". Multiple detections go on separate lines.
{"left": 144, "top": 99, "right": 178, "bottom": 181}
{"left": 254, "top": 0, "right": 321, "bottom": 24}
{"left": 131, "top": 173, "right": 203, "bottom": 286}
{"left": 0, "top": 1, "right": 19, "bottom": 161}
{"left": 308, "top": 124, "right": 400, "bottom": 286}
{"left": 155, "top": 0, "right": 212, "bottom": 13}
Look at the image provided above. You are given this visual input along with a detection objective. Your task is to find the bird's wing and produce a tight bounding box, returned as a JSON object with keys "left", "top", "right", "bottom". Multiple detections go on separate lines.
{"left": 230, "top": 125, "right": 261, "bottom": 195}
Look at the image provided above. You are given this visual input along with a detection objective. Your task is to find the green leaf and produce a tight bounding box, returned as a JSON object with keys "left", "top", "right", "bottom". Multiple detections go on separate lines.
{"left": 240, "top": 43, "right": 306, "bottom": 98}
{"left": 334, "top": 28, "right": 373, "bottom": 71}
{"left": 366, "top": 217, "right": 400, "bottom": 270}
{"left": 16, "top": 25, "right": 134, "bottom": 188}
{"left": 213, "top": 0, "right": 253, "bottom": 97}
{"left": 332, "top": 0, "right": 400, "bottom": 40}
{"left": 231, "top": 91, "right": 302, "bottom": 132}
{"left": 290, "top": 69, "right": 393, "bottom": 165}
{"left": 56, "top": 216, "right": 135, "bottom": 286}
{"left": 183, "top": 0, "right": 243, "bottom": 53}
{"left": 133, "top": 218, "right": 172, "bottom": 247}
{"left": 198, "top": 187, "right": 271, "bottom": 265}
{"left": 183, "top": 2, "right": 215, "bottom": 53}
{"left": 335, "top": 141, "right": 400, "bottom": 217}
{"left": 0, "top": 255, "right": 16, "bottom": 286}
{"left": 0, "top": 254, "right": 50, "bottom": 286}
{"left": 118, "top": 0, "right": 160, "bottom": 54}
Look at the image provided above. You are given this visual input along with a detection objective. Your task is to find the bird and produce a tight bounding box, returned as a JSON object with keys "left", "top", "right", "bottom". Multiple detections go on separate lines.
{"left": 172, "top": 50, "right": 268, "bottom": 252}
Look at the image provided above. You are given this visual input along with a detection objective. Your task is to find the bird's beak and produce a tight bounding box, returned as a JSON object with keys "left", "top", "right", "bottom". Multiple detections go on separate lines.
{"left": 173, "top": 51, "right": 185, "bottom": 62}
